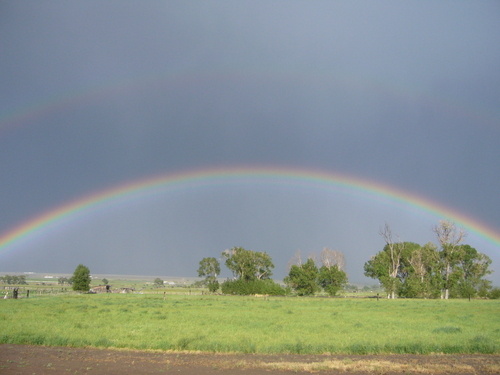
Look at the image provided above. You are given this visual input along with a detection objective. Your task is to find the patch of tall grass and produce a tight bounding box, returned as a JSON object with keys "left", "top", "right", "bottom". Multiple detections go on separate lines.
{"left": 1, "top": 294, "right": 498, "bottom": 354}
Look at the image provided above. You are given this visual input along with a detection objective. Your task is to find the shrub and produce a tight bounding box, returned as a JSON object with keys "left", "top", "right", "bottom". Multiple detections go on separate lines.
{"left": 488, "top": 287, "right": 500, "bottom": 299}
{"left": 207, "top": 280, "right": 219, "bottom": 293}
{"left": 284, "top": 258, "right": 319, "bottom": 296}
{"left": 221, "top": 279, "right": 285, "bottom": 295}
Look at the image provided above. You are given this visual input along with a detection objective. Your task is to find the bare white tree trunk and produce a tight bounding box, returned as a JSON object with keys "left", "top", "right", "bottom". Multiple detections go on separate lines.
{"left": 287, "top": 250, "right": 303, "bottom": 270}
{"left": 320, "top": 247, "right": 345, "bottom": 270}
{"left": 380, "top": 223, "right": 404, "bottom": 299}
{"left": 433, "top": 220, "right": 465, "bottom": 300}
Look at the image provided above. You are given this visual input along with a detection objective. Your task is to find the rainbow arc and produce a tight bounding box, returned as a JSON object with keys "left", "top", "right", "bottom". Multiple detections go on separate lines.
{"left": 0, "top": 166, "right": 499, "bottom": 254}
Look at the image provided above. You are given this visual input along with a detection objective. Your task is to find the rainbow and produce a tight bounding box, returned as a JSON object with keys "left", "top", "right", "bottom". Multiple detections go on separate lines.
{"left": 2, "top": 67, "right": 498, "bottom": 136}
{"left": 0, "top": 166, "right": 499, "bottom": 254}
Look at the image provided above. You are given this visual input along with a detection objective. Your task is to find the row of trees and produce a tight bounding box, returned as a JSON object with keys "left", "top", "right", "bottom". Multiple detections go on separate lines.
{"left": 284, "top": 248, "right": 348, "bottom": 296}
{"left": 198, "top": 246, "right": 348, "bottom": 296}
{"left": 198, "top": 247, "right": 284, "bottom": 295}
{"left": 364, "top": 221, "right": 492, "bottom": 299}
{"left": 8, "top": 220, "right": 492, "bottom": 299}
{"left": 0, "top": 275, "right": 27, "bottom": 285}
{"left": 198, "top": 221, "right": 494, "bottom": 298}
{"left": 0, "top": 269, "right": 91, "bottom": 291}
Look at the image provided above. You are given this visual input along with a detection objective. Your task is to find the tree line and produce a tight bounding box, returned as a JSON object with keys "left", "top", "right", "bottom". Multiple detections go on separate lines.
{"left": 197, "top": 247, "right": 285, "bottom": 295}
{"left": 364, "top": 221, "right": 493, "bottom": 299}
{"left": 4, "top": 219, "right": 495, "bottom": 299}
{"left": 0, "top": 275, "right": 27, "bottom": 285}
{"left": 198, "top": 220, "right": 496, "bottom": 298}
{"left": 198, "top": 246, "right": 348, "bottom": 296}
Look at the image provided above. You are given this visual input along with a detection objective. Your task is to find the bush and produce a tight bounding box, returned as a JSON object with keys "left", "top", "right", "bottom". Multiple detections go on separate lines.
{"left": 72, "top": 264, "right": 91, "bottom": 292}
{"left": 284, "top": 258, "right": 319, "bottom": 296}
{"left": 221, "top": 279, "right": 285, "bottom": 295}
{"left": 488, "top": 287, "right": 500, "bottom": 299}
{"left": 207, "top": 280, "right": 219, "bottom": 293}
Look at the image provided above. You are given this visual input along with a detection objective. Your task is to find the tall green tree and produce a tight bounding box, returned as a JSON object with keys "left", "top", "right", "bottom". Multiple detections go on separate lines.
{"left": 253, "top": 251, "right": 274, "bottom": 280}
{"left": 285, "top": 258, "right": 319, "bottom": 296}
{"left": 221, "top": 247, "right": 274, "bottom": 281}
{"left": 318, "top": 264, "right": 347, "bottom": 296}
{"left": 71, "top": 264, "right": 91, "bottom": 292}
{"left": 197, "top": 257, "right": 221, "bottom": 292}
{"left": 364, "top": 241, "right": 420, "bottom": 298}
{"left": 379, "top": 224, "right": 405, "bottom": 299}
{"left": 451, "top": 244, "right": 492, "bottom": 299}
{"left": 399, "top": 243, "right": 442, "bottom": 298}
{"left": 433, "top": 220, "right": 466, "bottom": 299}
{"left": 198, "top": 257, "right": 221, "bottom": 279}
{"left": 398, "top": 242, "right": 442, "bottom": 298}
{"left": 364, "top": 249, "right": 399, "bottom": 298}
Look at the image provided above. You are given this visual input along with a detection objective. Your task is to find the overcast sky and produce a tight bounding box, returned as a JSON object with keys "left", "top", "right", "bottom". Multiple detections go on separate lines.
{"left": 1, "top": 1, "right": 499, "bottom": 284}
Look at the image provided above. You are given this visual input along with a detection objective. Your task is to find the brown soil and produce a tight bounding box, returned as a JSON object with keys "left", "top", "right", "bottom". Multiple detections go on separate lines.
{"left": 1, "top": 344, "right": 498, "bottom": 375}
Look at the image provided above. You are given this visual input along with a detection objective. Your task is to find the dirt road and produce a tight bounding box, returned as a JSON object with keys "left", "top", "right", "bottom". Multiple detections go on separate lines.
{"left": 1, "top": 344, "right": 498, "bottom": 374}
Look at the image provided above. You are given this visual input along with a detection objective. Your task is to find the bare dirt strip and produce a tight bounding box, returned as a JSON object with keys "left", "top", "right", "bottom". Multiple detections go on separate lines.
{"left": 1, "top": 344, "right": 499, "bottom": 374}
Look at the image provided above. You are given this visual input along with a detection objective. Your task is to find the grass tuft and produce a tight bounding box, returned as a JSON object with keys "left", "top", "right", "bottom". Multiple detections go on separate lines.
{"left": 432, "top": 326, "right": 462, "bottom": 334}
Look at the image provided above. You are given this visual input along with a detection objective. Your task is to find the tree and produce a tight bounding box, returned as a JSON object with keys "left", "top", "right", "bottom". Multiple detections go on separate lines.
{"left": 72, "top": 264, "right": 91, "bottom": 292}
{"left": 154, "top": 278, "right": 164, "bottom": 287}
{"left": 364, "top": 240, "right": 419, "bottom": 299}
{"left": 364, "top": 249, "right": 398, "bottom": 297}
{"left": 221, "top": 247, "right": 274, "bottom": 281}
{"left": 287, "top": 250, "right": 303, "bottom": 270}
{"left": 433, "top": 220, "right": 466, "bottom": 299}
{"left": 318, "top": 264, "right": 347, "bottom": 296}
{"left": 488, "top": 287, "right": 500, "bottom": 299}
{"left": 399, "top": 242, "right": 442, "bottom": 298}
{"left": 379, "top": 223, "right": 405, "bottom": 299}
{"left": 317, "top": 248, "right": 347, "bottom": 296}
{"left": 197, "top": 257, "right": 221, "bottom": 293}
{"left": 197, "top": 257, "right": 220, "bottom": 279}
{"left": 102, "top": 278, "right": 109, "bottom": 285}
{"left": 0, "top": 275, "right": 27, "bottom": 285}
{"left": 320, "top": 247, "right": 345, "bottom": 271}
{"left": 451, "top": 244, "right": 492, "bottom": 299}
{"left": 284, "top": 258, "right": 319, "bottom": 296}
{"left": 254, "top": 251, "right": 274, "bottom": 280}
{"left": 58, "top": 277, "right": 70, "bottom": 285}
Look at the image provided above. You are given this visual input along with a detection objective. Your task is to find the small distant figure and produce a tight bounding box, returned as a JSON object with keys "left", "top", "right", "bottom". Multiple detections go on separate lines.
{"left": 13, "top": 288, "right": 19, "bottom": 299}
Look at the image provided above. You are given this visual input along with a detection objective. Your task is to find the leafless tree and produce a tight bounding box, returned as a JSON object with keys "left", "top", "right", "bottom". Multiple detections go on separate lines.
{"left": 408, "top": 242, "right": 439, "bottom": 285}
{"left": 307, "top": 252, "right": 319, "bottom": 267}
{"left": 287, "top": 250, "right": 303, "bottom": 271}
{"left": 379, "top": 223, "right": 405, "bottom": 299}
{"left": 433, "top": 220, "right": 466, "bottom": 299}
{"left": 320, "top": 247, "right": 345, "bottom": 271}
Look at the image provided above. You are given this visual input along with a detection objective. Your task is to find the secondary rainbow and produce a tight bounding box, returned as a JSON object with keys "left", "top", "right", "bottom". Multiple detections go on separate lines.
{"left": 2, "top": 66, "right": 498, "bottom": 136}
{"left": 0, "top": 166, "right": 499, "bottom": 253}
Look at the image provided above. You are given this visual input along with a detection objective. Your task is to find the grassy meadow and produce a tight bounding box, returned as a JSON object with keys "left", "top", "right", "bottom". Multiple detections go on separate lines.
{"left": 0, "top": 293, "right": 498, "bottom": 354}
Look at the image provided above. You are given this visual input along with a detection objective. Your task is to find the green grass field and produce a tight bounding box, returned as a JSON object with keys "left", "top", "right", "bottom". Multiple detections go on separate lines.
{"left": 1, "top": 294, "right": 498, "bottom": 354}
